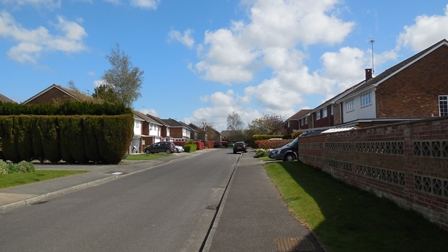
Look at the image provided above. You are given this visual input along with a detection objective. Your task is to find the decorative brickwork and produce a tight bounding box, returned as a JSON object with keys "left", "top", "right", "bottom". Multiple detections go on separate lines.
{"left": 298, "top": 117, "right": 448, "bottom": 231}
{"left": 355, "top": 141, "right": 404, "bottom": 155}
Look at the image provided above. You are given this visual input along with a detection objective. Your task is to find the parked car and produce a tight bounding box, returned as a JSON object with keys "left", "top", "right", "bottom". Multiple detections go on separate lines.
{"left": 143, "top": 142, "right": 176, "bottom": 154}
{"left": 270, "top": 137, "right": 298, "bottom": 161}
{"left": 174, "top": 144, "right": 184, "bottom": 153}
{"left": 233, "top": 141, "right": 247, "bottom": 154}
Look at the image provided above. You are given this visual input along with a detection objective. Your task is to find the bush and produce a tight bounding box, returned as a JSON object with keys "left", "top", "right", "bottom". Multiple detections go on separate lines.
{"left": 184, "top": 144, "right": 197, "bottom": 152}
{"left": 0, "top": 160, "right": 35, "bottom": 175}
{"left": 17, "top": 161, "right": 35, "bottom": 173}
{"left": 254, "top": 149, "right": 269, "bottom": 158}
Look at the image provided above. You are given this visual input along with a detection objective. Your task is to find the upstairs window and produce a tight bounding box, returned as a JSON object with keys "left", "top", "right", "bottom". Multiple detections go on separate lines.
{"left": 305, "top": 117, "right": 308, "bottom": 125}
{"left": 360, "top": 92, "right": 372, "bottom": 107}
{"left": 331, "top": 105, "right": 334, "bottom": 115}
{"left": 322, "top": 108, "right": 328, "bottom": 118}
{"left": 316, "top": 111, "right": 321, "bottom": 120}
{"left": 440, "top": 95, "right": 448, "bottom": 116}
{"left": 346, "top": 99, "right": 354, "bottom": 112}
{"left": 301, "top": 119, "right": 304, "bottom": 126}
{"left": 135, "top": 120, "right": 140, "bottom": 128}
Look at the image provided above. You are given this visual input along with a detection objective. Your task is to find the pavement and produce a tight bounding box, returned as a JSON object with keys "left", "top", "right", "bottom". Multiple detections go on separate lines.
{"left": 0, "top": 149, "right": 325, "bottom": 252}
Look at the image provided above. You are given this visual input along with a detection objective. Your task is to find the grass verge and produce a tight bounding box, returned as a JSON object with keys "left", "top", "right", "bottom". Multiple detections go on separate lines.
{"left": 0, "top": 170, "right": 87, "bottom": 189}
{"left": 124, "top": 153, "right": 172, "bottom": 160}
{"left": 264, "top": 161, "right": 448, "bottom": 252}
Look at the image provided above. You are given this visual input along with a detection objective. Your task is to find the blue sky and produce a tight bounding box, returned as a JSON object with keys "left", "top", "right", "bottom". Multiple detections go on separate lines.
{"left": 1, "top": 0, "right": 448, "bottom": 131}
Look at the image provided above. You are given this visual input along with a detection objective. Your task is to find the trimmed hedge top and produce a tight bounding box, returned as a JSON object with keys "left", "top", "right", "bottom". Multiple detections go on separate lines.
{"left": 0, "top": 101, "right": 132, "bottom": 116}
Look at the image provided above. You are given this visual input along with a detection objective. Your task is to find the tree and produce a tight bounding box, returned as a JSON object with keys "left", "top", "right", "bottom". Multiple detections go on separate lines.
{"left": 197, "top": 119, "right": 217, "bottom": 141}
{"left": 226, "top": 111, "right": 243, "bottom": 131}
{"left": 92, "top": 84, "right": 119, "bottom": 104}
{"left": 101, "top": 43, "right": 144, "bottom": 108}
{"left": 247, "top": 114, "right": 285, "bottom": 135}
{"left": 226, "top": 112, "right": 245, "bottom": 142}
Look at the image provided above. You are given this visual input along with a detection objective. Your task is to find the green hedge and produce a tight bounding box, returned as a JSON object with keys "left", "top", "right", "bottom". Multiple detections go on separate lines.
{"left": 0, "top": 101, "right": 132, "bottom": 116}
{"left": 0, "top": 114, "right": 133, "bottom": 164}
{"left": 184, "top": 144, "right": 197, "bottom": 152}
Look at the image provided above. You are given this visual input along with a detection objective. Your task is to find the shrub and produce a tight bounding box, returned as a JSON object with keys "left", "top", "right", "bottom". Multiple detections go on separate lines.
{"left": 17, "top": 161, "right": 35, "bottom": 173}
{"left": 0, "top": 160, "right": 9, "bottom": 175}
{"left": 254, "top": 149, "right": 269, "bottom": 158}
{"left": 184, "top": 144, "right": 197, "bottom": 152}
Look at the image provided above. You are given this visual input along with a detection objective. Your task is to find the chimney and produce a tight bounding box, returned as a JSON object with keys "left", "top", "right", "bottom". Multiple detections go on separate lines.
{"left": 365, "top": 68, "right": 373, "bottom": 81}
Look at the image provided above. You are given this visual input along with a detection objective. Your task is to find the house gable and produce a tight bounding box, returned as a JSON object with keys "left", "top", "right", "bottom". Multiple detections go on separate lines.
{"left": 23, "top": 84, "right": 95, "bottom": 105}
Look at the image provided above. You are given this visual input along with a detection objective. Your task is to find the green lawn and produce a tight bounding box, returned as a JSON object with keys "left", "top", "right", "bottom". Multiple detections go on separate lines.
{"left": 124, "top": 153, "right": 172, "bottom": 160}
{"left": 264, "top": 161, "right": 448, "bottom": 252}
{"left": 0, "top": 170, "right": 87, "bottom": 189}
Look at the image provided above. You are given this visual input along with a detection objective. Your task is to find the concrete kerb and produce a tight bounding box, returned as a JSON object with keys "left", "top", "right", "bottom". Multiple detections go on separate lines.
{"left": 0, "top": 149, "right": 218, "bottom": 213}
{"left": 201, "top": 152, "right": 241, "bottom": 252}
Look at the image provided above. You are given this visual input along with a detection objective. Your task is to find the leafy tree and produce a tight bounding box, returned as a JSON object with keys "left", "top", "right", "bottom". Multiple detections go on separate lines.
{"left": 101, "top": 43, "right": 144, "bottom": 108}
{"left": 247, "top": 114, "right": 285, "bottom": 135}
{"left": 92, "top": 84, "right": 119, "bottom": 104}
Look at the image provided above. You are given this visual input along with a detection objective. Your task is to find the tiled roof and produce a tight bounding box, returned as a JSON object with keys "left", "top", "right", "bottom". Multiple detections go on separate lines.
{"left": 133, "top": 110, "right": 162, "bottom": 125}
{"left": 161, "top": 118, "right": 184, "bottom": 127}
{"left": 0, "top": 94, "right": 15, "bottom": 103}
{"left": 286, "top": 109, "right": 312, "bottom": 120}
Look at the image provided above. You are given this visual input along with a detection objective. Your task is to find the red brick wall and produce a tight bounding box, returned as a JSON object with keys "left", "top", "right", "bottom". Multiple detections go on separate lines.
{"left": 26, "top": 88, "right": 74, "bottom": 104}
{"left": 376, "top": 46, "right": 448, "bottom": 118}
{"left": 287, "top": 120, "right": 299, "bottom": 135}
{"left": 299, "top": 117, "right": 448, "bottom": 230}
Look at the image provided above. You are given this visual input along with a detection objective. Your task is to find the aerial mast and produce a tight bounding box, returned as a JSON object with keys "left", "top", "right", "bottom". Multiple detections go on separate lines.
{"left": 370, "top": 39, "right": 375, "bottom": 74}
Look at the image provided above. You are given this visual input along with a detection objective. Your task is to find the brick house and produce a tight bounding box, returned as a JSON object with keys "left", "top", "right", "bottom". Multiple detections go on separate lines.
{"left": 161, "top": 118, "right": 192, "bottom": 142}
{"left": 132, "top": 111, "right": 163, "bottom": 152}
{"left": 22, "top": 84, "right": 95, "bottom": 104}
{"left": 188, "top": 123, "right": 207, "bottom": 141}
{"left": 335, "top": 39, "right": 448, "bottom": 128}
{"left": 284, "top": 109, "right": 312, "bottom": 135}
{"left": 301, "top": 39, "right": 448, "bottom": 132}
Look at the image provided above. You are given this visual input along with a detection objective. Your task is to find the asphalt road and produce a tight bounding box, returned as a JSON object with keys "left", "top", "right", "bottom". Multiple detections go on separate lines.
{"left": 0, "top": 149, "right": 237, "bottom": 252}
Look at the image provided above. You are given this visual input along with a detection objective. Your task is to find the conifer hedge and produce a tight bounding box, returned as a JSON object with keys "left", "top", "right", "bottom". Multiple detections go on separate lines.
{"left": 0, "top": 101, "right": 133, "bottom": 164}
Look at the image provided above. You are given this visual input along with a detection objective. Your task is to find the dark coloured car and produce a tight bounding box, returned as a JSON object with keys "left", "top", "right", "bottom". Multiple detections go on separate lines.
{"left": 144, "top": 142, "right": 176, "bottom": 154}
{"left": 233, "top": 141, "right": 247, "bottom": 154}
{"left": 270, "top": 137, "right": 298, "bottom": 161}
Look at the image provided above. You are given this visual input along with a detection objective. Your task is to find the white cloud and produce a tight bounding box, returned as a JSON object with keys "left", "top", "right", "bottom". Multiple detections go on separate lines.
{"left": 397, "top": 4, "right": 448, "bottom": 52}
{"left": 94, "top": 80, "right": 106, "bottom": 87}
{"left": 130, "top": 0, "right": 160, "bottom": 9}
{"left": 188, "top": 0, "right": 355, "bottom": 115}
{"left": 168, "top": 29, "right": 195, "bottom": 48}
{"left": 0, "top": 11, "right": 88, "bottom": 63}
{"left": 321, "top": 46, "right": 367, "bottom": 90}
{"left": 141, "top": 108, "right": 158, "bottom": 117}
{"left": 87, "top": 71, "right": 95, "bottom": 76}
{"left": 186, "top": 90, "right": 262, "bottom": 131}
{"left": 1, "top": 0, "right": 61, "bottom": 9}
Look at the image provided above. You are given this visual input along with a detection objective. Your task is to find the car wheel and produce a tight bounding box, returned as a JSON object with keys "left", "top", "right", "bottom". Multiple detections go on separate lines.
{"left": 145, "top": 150, "right": 150, "bottom": 154}
{"left": 166, "top": 149, "right": 172, "bottom": 154}
{"left": 176, "top": 149, "right": 180, "bottom": 153}
{"left": 284, "top": 154, "right": 294, "bottom": 161}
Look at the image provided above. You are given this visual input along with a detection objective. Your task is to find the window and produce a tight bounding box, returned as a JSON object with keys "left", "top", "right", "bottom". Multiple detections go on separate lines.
{"left": 440, "top": 95, "right": 448, "bottom": 116}
{"left": 316, "top": 111, "right": 320, "bottom": 120}
{"left": 360, "top": 92, "right": 372, "bottom": 107}
{"left": 346, "top": 99, "right": 354, "bottom": 112}
{"left": 331, "top": 105, "right": 334, "bottom": 115}
{"left": 301, "top": 119, "right": 304, "bottom": 126}
{"left": 305, "top": 117, "right": 308, "bottom": 125}
{"left": 134, "top": 120, "right": 139, "bottom": 128}
{"left": 322, "top": 108, "right": 327, "bottom": 118}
